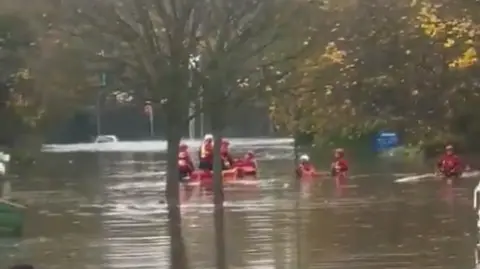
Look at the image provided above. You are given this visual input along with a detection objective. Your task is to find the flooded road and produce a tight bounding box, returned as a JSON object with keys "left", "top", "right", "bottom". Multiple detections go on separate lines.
{"left": 1, "top": 138, "right": 479, "bottom": 269}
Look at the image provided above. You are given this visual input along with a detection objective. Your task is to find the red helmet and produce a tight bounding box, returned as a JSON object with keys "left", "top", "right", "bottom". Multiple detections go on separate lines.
{"left": 179, "top": 143, "right": 188, "bottom": 150}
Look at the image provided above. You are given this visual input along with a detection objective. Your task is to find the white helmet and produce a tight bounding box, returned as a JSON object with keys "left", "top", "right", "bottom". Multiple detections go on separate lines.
{"left": 299, "top": 154, "right": 309, "bottom": 162}
{"left": 204, "top": 134, "right": 213, "bottom": 140}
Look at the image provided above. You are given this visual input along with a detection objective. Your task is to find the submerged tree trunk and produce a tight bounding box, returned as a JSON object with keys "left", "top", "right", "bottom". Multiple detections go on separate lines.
{"left": 165, "top": 126, "right": 188, "bottom": 269}
{"left": 212, "top": 112, "right": 227, "bottom": 269}
{"left": 292, "top": 131, "right": 301, "bottom": 269}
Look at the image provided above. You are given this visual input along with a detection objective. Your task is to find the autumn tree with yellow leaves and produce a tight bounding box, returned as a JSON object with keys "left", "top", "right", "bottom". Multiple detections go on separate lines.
{"left": 0, "top": 12, "right": 47, "bottom": 147}
{"left": 269, "top": 42, "right": 348, "bottom": 136}
{"left": 268, "top": 0, "right": 480, "bottom": 148}
{"left": 417, "top": 2, "right": 478, "bottom": 69}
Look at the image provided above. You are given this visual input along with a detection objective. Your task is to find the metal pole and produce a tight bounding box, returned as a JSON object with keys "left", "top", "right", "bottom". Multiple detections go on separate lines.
{"left": 188, "top": 55, "right": 198, "bottom": 139}
{"left": 149, "top": 108, "right": 154, "bottom": 137}
{"left": 96, "top": 93, "right": 101, "bottom": 137}
{"left": 200, "top": 96, "right": 204, "bottom": 136}
{"left": 189, "top": 104, "right": 195, "bottom": 139}
{"left": 97, "top": 71, "right": 106, "bottom": 137}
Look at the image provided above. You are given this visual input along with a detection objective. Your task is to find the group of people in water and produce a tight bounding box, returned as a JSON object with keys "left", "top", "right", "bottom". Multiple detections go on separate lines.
{"left": 296, "top": 144, "right": 465, "bottom": 181}
{"left": 178, "top": 134, "right": 465, "bottom": 182}
{"left": 178, "top": 134, "right": 257, "bottom": 179}
{"left": 296, "top": 148, "right": 349, "bottom": 179}
{"left": 177, "top": 134, "right": 351, "bottom": 180}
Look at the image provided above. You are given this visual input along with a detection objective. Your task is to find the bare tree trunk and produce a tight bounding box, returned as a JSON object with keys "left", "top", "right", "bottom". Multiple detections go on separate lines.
{"left": 165, "top": 127, "right": 189, "bottom": 269}
{"left": 212, "top": 113, "right": 227, "bottom": 269}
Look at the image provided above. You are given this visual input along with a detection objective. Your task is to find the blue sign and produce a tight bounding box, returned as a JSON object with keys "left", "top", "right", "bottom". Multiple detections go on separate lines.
{"left": 374, "top": 131, "right": 399, "bottom": 152}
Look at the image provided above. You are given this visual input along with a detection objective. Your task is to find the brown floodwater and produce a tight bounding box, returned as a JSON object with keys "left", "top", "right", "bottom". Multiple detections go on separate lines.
{"left": 0, "top": 139, "right": 478, "bottom": 269}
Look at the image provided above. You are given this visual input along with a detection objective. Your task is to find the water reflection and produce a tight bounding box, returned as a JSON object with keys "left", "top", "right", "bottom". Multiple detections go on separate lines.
{"left": 474, "top": 227, "right": 480, "bottom": 269}
{"left": 1, "top": 140, "right": 479, "bottom": 269}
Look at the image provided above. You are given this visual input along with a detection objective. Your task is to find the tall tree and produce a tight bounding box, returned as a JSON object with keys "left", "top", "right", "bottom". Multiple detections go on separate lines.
{"left": 191, "top": 1, "right": 321, "bottom": 267}
{"left": 268, "top": 0, "right": 480, "bottom": 146}
{"left": 0, "top": 0, "right": 94, "bottom": 148}
{"left": 60, "top": 0, "right": 325, "bottom": 268}
{"left": 0, "top": 13, "right": 35, "bottom": 146}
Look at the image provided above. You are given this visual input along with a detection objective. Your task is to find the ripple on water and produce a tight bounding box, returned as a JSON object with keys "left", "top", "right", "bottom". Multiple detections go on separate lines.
{"left": 108, "top": 180, "right": 166, "bottom": 191}
{"left": 106, "top": 171, "right": 166, "bottom": 179}
{"left": 102, "top": 208, "right": 170, "bottom": 268}
{"left": 42, "top": 138, "right": 294, "bottom": 153}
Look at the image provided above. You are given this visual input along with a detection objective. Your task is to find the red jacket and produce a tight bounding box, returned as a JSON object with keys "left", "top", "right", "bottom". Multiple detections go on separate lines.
{"left": 239, "top": 158, "right": 257, "bottom": 169}
{"left": 296, "top": 163, "right": 316, "bottom": 177}
{"left": 437, "top": 154, "right": 462, "bottom": 173}
{"left": 221, "top": 153, "right": 234, "bottom": 168}
{"left": 220, "top": 144, "right": 229, "bottom": 154}
{"left": 178, "top": 151, "right": 194, "bottom": 172}
{"left": 331, "top": 159, "right": 348, "bottom": 173}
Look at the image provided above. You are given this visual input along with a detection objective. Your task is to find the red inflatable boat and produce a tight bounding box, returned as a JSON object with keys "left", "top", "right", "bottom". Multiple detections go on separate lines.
{"left": 188, "top": 164, "right": 258, "bottom": 185}
{"left": 189, "top": 168, "right": 239, "bottom": 185}
{"left": 236, "top": 165, "right": 257, "bottom": 178}
{"left": 233, "top": 159, "right": 257, "bottom": 178}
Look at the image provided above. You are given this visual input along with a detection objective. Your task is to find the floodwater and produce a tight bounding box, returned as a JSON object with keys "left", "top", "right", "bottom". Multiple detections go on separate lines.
{"left": 1, "top": 138, "right": 479, "bottom": 269}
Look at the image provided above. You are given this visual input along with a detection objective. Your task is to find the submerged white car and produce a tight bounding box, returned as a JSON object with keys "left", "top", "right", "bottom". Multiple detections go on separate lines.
{"left": 94, "top": 135, "right": 119, "bottom": 143}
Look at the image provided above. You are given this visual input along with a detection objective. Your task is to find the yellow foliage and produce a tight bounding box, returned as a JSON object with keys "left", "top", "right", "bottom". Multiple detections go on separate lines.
{"left": 418, "top": 5, "right": 443, "bottom": 37}
{"left": 416, "top": 2, "right": 478, "bottom": 70}
{"left": 7, "top": 68, "right": 45, "bottom": 128}
{"left": 448, "top": 47, "right": 477, "bottom": 69}
{"left": 269, "top": 42, "right": 347, "bottom": 133}
{"left": 323, "top": 42, "right": 346, "bottom": 64}
{"left": 443, "top": 38, "right": 454, "bottom": 48}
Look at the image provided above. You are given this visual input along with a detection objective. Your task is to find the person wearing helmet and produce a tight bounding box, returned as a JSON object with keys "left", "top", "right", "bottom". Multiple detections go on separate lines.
{"left": 198, "top": 134, "right": 214, "bottom": 170}
{"left": 437, "top": 144, "right": 463, "bottom": 179}
{"left": 243, "top": 151, "right": 257, "bottom": 169}
{"left": 296, "top": 154, "right": 317, "bottom": 177}
{"left": 178, "top": 143, "right": 194, "bottom": 180}
{"left": 220, "top": 139, "right": 229, "bottom": 152}
{"left": 220, "top": 139, "right": 234, "bottom": 170}
{"left": 331, "top": 148, "right": 348, "bottom": 177}
{"left": 237, "top": 151, "right": 257, "bottom": 177}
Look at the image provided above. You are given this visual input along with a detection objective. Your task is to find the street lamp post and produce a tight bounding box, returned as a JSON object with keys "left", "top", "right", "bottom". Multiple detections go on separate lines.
{"left": 96, "top": 72, "right": 107, "bottom": 137}
{"left": 144, "top": 101, "right": 154, "bottom": 137}
{"left": 189, "top": 103, "right": 195, "bottom": 139}
{"left": 188, "top": 55, "right": 203, "bottom": 139}
{"left": 96, "top": 93, "right": 101, "bottom": 137}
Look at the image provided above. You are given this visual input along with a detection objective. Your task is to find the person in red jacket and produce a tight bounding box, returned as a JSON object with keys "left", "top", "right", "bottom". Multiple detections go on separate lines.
{"left": 220, "top": 139, "right": 234, "bottom": 170}
{"left": 238, "top": 151, "right": 257, "bottom": 176}
{"left": 198, "top": 134, "right": 214, "bottom": 170}
{"left": 296, "top": 154, "right": 318, "bottom": 178}
{"left": 242, "top": 151, "right": 257, "bottom": 169}
{"left": 178, "top": 143, "right": 194, "bottom": 180}
{"left": 437, "top": 144, "right": 463, "bottom": 178}
{"left": 331, "top": 148, "right": 348, "bottom": 177}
